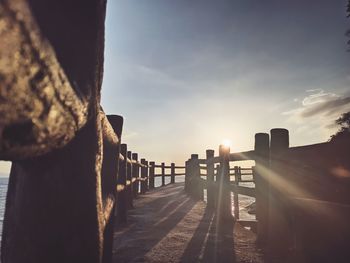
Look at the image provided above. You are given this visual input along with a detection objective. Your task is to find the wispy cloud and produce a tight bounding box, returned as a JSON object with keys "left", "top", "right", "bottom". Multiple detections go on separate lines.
{"left": 284, "top": 89, "right": 350, "bottom": 129}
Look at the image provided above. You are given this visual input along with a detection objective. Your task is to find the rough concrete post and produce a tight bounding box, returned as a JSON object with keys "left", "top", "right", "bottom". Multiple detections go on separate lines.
{"left": 269, "top": 128, "right": 290, "bottom": 255}
{"left": 185, "top": 159, "right": 190, "bottom": 192}
{"left": 149, "top": 162, "right": 155, "bottom": 189}
{"left": 117, "top": 144, "right": 128, "bottom": 224}
{"left": 188, "top": 154, "right": 198, "bottom": 198}
{"left": 102, "top": 115, "right": 123, "bottom": 263}
{"left": 161, "top": 162, "right": 165, "bottom": 186}
{"left": 0, "top": 0, "right": 108, "bottom": 262}
{"left": 144, "top": 160, "right": 149, "bottom": 191}
{"left": 254, "top": 133, "right": 270, "bottom": 243}
{"left": 127, "top": 151, "right": 133, "bottom": 209}
{"left": 193, "top": 155, "right": 204, "bottom": 200}
{"left": 217, "top": 145, "right": 233, "bottom": 221}
{"left": 171, "top": 163, "right": 175, "bottom": 184}
{"left": 132, "top": 153, "right": 139, "bottom": 197}
{"left": 206, "top": 150, "right": 215, "bottom": 208}
{"left": 140, "top": 159, "right": 147, "bottom": 194}
{"left": 233, "top": 166, "right": 240, "bottom": 220}
{"left": 214, "top": 164, "right": 220, "bottom": 205}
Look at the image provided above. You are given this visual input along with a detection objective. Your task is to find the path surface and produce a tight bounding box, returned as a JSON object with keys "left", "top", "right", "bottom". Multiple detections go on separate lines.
{"left": 112, "top": 183, "right": 263, "bottom": 263}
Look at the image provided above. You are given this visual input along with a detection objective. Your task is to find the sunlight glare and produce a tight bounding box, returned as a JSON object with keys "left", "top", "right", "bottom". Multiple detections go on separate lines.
{"left": 221, "top": 139, "right": 232, "bottom": 149}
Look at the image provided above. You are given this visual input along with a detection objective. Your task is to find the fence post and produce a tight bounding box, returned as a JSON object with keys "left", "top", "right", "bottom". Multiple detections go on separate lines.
{"left": 132, "top": 153, "right": 139, "bottom": 197}
{"left": 269, "top": 128, "right": 290, "bottom": 254}
{"left": 145, "top": 160, "right": 149, "bottom": 192}
{"left": 161, "top": 162, "right": 165, "bottom": 186}
{"left": 126, "top": 151, "right": 133, "bottom": 209}
{"left": 117, "top": 143, "right": 128, "bottom": 224}
{"left": 254, "top": 133, "right": 270, "bottom": 243}
{"left": 103, "top": 115, "right": 123, "bottom": 263}
{"left": 171, "top": 163, "right": 175, "bottom": 184}
{"left": 149, "top": 162, "right": 155, "bottom": 189}
{"left": 187, "top": 155, "right": 196, "bottom": 196}
{"left": 185, "top": 159, "right": 190, "bottom": 192}
{"left": 206, "top": 150, "right": 215, "bottom": 208}
{"left": 194, "top": 158, "right": 204, "bottom": 200}
{"left": 140, "top": 158, "right": 147, "bottom": 194}
{"left": 215, "top": 164, "right": 220, "bottom": 204}
{"left": 189, "top": 154, "right": 203, "bottom": 200}
{"left": 233, "top": 166, "right": 240, "bottom": 220}
{"left": 218, "top": 145, "right": 233, "bottom": 221}
{"left": 215, "top": 164, "right": 220, "bottom": 181}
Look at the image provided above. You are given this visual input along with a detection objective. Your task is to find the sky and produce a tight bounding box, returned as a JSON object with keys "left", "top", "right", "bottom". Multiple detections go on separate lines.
{"left": 1, "top": 0, "right": 349, "bottom": 174}
{"left": 100, "top": 0, "right": 350, "bottom": 166}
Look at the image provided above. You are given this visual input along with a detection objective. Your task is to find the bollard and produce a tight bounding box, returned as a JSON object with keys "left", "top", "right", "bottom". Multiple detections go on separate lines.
{"left": 268, "top": 128, "right": 290, "bottom": 254}
{"left": 117, "top": 144, "right": 128, "bottom": 224}
{"left": 149, "top": 162, "right": 155, "bottom": 189}
{"left": 140, "top": 159, "right": 147, "bottom": 194}
{"left": 217, "top": 145, "right": 233, "bottom": 221}
{"left": 206, "top": 150, "right": 215, "bottom": 208}
{"left": 254, "top": 133, "right": 270, "bottom": 243}
{"left": 126, "top": 151, "right": 133, "bottom": 209}
{"left": 233, "top": 166, "right": 240, "bottom": 220}
{"left": 171, "top": 163, "right": 175, "bottom": 184}
{"left": 161, "top": 162, "right": 165, "bottom": 186}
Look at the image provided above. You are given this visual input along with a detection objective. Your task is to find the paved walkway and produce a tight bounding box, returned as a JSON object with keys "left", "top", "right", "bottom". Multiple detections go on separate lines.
{"left": 112, "top": 183, "right": 263, "bottom": 263}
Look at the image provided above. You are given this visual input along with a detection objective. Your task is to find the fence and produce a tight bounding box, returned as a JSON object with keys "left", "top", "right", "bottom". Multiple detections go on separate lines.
{"left": 184, "top": 128, "right": 350, "bottom": 261}
{"left": 115, "top": 146, "right": 185, "bottom": 224}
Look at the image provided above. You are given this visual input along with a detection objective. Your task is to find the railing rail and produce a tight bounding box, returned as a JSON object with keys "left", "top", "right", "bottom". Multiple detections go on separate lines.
{"left": 183, "top": 129, "right": 350, "bottom": 261}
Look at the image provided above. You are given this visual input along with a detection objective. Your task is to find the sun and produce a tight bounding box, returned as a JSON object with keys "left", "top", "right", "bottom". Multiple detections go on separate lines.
{"left": 221, "top": 139, "right": 232, "bottom": 149}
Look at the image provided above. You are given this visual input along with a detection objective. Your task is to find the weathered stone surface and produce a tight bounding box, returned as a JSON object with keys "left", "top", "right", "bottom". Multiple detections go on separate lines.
{"left": 0, "top": 0, "right": 91, "bottom": 160}
{"left": 1, "top": 117, "right": 103, "bottom": 263}
{"left": 0, "top": 0, "right": 110, "bottom": 262}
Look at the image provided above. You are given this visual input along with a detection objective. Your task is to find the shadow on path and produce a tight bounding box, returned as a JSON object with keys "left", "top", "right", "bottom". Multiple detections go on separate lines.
{"left": 180, "top": 208, "right": 236, "bottom": 263}
{"left": 112, "top": 183, "right": 261, "bottom": 263}
{"left": 113, "top": 183, "right": 197, "bottom": 262}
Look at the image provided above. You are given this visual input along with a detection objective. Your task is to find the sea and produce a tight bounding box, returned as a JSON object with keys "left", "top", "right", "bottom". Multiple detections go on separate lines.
{"left": 0, "top": 177, "right": 8, "bottom": 241}
{"left": 0, "top": 175, "right": 255, "bottom": 240}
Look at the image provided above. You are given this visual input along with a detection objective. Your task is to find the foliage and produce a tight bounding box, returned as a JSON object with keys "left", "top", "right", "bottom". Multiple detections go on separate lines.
{"left": 330, "top": 112, "right": 350, "bottom": 141}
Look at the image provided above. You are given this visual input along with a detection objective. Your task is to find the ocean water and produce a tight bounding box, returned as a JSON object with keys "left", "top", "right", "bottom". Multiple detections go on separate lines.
{"left": 0, "top": 177, "right": 8, "bottom": 240}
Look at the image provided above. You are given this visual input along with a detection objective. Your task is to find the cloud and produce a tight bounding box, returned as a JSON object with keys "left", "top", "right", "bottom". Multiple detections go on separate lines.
{"left": 301, "top": 96, "right": 350, "bottom": 118}
{"left": 283, "top": 89, "right": 350, "bottom": 129}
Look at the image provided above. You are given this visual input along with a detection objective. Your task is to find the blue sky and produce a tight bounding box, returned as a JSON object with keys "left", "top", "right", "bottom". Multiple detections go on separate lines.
{"left": 100, "top": 0, "right": 350, "bottom": 165}
{"left": 1, "top": 0, "right": 349, "bottom": 174}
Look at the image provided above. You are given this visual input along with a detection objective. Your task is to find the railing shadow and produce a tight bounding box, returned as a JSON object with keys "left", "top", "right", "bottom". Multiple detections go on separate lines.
{"left": 180, "top": 207, "right": 236, "bottom": 263}
{"left": 113, "top": 184, "right": 197, "bottom": 262}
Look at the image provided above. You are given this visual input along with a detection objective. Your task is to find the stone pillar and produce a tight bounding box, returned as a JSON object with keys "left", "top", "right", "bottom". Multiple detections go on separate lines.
{"left": 206, "top": 150, "right": 215, "bottom": 208}
{"left": 254, "top": 133, "right": 270, "bottom": 243}
{"left": 217, "top": 145, "right": 233, "bottom": 221}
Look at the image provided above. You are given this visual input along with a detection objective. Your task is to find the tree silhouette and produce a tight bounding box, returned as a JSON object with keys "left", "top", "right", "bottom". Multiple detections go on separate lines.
{"left": 330, "top": 112, "right": 350, "bottom": 141}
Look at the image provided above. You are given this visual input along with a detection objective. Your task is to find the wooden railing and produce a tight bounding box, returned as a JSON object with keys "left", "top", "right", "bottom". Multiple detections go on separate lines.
{"left": 183, "top": 129, "right": 350, "bottom": 261}
{"left": 115, "top": 145, "right": 185, "bottom": 224}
